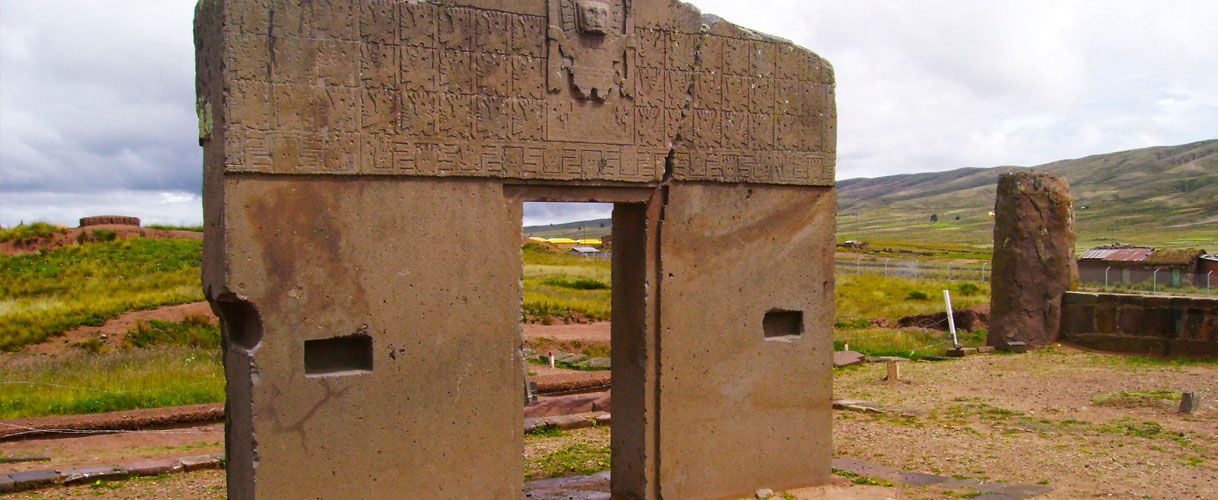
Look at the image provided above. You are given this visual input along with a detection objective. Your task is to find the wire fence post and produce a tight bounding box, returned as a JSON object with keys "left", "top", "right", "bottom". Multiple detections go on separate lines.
{"left": 980, "top": 263, "right": 987, "bottom": 282}
{"left": 1153, "top": 268, "right": 1160, "bottom": 292}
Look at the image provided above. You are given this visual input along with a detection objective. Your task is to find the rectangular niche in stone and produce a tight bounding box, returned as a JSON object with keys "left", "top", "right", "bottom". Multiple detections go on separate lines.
{"left": 763, "top": 310, "right": 804, "bottom": 339}
{"left": 304, "top": 334, "right": 373, "bottom": 377}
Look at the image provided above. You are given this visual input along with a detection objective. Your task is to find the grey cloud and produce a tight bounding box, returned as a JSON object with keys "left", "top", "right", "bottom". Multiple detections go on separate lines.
{"left": 2, "top": 0, "right": 1216, "bottom": 227}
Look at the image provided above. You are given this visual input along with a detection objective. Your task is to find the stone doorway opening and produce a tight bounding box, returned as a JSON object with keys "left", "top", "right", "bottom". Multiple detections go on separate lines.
{"left": 509, "top": 186, "right": 661, "bottom": 498}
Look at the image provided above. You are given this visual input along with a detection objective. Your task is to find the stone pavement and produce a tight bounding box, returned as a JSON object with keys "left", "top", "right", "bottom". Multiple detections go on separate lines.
{"left": 0, "top": 454, "right": 222, "bottom": 493}
{"left": 524, "top": 460, "right": 1053, "bottom": 499}
{"left": 831, "top": 458, "right": 1053, "bottom": 499}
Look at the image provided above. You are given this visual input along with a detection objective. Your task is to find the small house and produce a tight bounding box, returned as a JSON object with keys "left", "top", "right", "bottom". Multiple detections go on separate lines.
{"left": 1077, "top": 246, "right": 1207, "bottom": 287}
{"left": 569, "top": 246, "right": 601, "bottom": 257}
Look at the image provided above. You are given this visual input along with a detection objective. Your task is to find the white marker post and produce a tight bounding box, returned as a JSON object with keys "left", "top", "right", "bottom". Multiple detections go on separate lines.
{"left": 548, "top": 351, "right": 555, "bottom": 368}
{"left": 943, "top": 290, "right": 959, "bottom": 348}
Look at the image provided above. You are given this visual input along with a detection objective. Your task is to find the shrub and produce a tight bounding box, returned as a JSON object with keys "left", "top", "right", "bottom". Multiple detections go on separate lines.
{"left": 905, "top": 290, "right": 930, "bottom": 301}
{"left": 956, "top": 282, "right": 982, "bottom": 296}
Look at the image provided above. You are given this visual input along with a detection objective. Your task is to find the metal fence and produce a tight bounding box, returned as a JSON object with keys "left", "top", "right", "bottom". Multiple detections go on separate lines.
{"left": 1078, "top": 269, "right": 1217, "bottom": 296}
{"left": 835, "top": 257, "right": 1217, "bottom": 296}
{"left": 835, "top": 258, "right": 990, "bottom": 282}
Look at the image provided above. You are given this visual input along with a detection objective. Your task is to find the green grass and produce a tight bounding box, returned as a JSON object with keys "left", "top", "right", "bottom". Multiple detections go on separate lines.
{"left": 522, "top": 246, "right": 611, "bottom": 322}
{"left": 0, "top": 222, "right": 66, "bottom": 243}
{"left": 835, "top": 328, "right": 987, "bottom": 360}
{"left": 0, "top": 346, "right": 224, "bottom": 419}
{"left": 1091, "top": 390, "right": 1182, "bottom": 408}
{"left": 525, "top": 442, "right": 611, "bottom": 480}
{"left": 126, "top": 314, "right": 220, "bottom": 349}
{"left": 836, "top": 275, "right": 990, "bottom": 321}
{"left": 0, "top": 238, "right": 203, "bottom": 350}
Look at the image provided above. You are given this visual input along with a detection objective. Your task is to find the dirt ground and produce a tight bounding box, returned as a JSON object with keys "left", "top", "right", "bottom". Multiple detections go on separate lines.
{"left": 7, "top": 328, "right": 1216, "bottom": 498}
{"left": 0, "top": 424, "right": 223, "bottom": 475}
{"left": 833, "top": 345, "right": 1218, "bottom": 499}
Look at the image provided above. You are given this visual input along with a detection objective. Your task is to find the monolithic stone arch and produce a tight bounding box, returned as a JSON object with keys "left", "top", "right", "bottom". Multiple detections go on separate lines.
{"left": 196, "top": 1, "right": 836, "bottom": 498}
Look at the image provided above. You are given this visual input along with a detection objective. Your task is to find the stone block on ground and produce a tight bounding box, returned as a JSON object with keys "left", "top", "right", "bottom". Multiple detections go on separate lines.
{"left": 178, "top": 455, "right": 222, "bottom": 472}
{"left": 1, "top": 475, "right": 14, "bottom": 493}
{"left": 833, "top": 350, "right": 864, "bottom": 367}
{"left": 1180, "top": 392, "right": 1200, "bottom": 414}
{"left": 126, "top": 458, "right": 184, "bottom": 476}
{"left": 524, "top": 417, "right": 550, "bottom": 434}
{"left": 555, "top": 353, "right": 587, "bottom": 365}
{"left": 865, "top": 356, "right": 909, "bottom": 363}
{"left": 6, "top": 470, "right": 61, "bottom": 491}
{"left": 0, "top": 456, "right": 50, "bottom": 464}
{"left": 578, "top": 357, "right": 611, "bottom": 369}
{"left": 58, "top": 466, "right": 129, "bottom": 485}
{"left": 946, "top": 347, "right": 978, "bottom": 357}
{"left": 922, "top": 355, "right": 952, "bottom": 361}
{"left": 545, "top": 414, "right": 594, "bottom": 430}
{"left": 897, "top": 471, "right": 950, "bottom": 486}
{"left": 977, "top": 346, "right": 996, "bottom": 353}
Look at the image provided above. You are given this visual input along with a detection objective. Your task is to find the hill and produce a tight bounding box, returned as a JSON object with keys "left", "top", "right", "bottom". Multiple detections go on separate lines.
{"left": 523, "top": 218, "right": 612, "bottom": 240}
{"left": 838, "top": 139, "right": 1218, "bottom": 249}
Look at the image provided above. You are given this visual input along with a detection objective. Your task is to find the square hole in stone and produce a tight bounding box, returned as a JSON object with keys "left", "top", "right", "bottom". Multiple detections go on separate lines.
{"left": 304, "top": 334, "right": 373, "bottom": 377}
{"left": 763, "top": 310, "right": 803, "bottom": 339}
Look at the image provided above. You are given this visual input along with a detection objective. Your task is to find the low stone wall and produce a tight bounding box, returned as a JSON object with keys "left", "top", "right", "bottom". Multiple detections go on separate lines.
{"left": 1060, "top": 292, "right": 1218, "bottom": 357}
{"left": 79, "top": 215, "right": 140, "bottom": 227}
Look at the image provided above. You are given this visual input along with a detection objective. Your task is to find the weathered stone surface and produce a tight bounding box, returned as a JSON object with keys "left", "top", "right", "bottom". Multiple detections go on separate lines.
{"left": 897, "top": 471, "right": 949, "bottom": 486}
{"left": 126, "top": 458, "right": 185, "bottom": 476}
{"left": 196, "top": 0, "right": 835, "bottom": 186}
{"left": 1059, "top": 291, "right": 1218, "bottom": 358}
{"left": 178, "top": 455, "right": 222, "bottom": 472}
{"left": 6, "top": 470, "right": 60, "bottom": 491}
{"left": 1180, "top": 392, "right": 1200, "bottom": 414}
{"left": 79, "top": 215, "right": 140, "bottom": 227}
{"left": 834, "top": 350, "right": 864, "bottom": 367}
{"left": 58, "top": 466, "right": 129, "bottom": 485}
{"left": 0, "top": 455, "right": 50, "bottom": 464}
{"left": 0, "top": 474, "right": 14, "bottom": 493}
{"left": 988, "top": 172, "right": 1078, "bottom": 348}
{"left": 197, "top": 1, "right": 838, "bottom": 499}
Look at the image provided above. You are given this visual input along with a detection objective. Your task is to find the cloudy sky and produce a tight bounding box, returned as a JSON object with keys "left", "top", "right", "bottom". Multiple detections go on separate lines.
{"left": 2, "top": 0, "right": 1215, "bottom": 227}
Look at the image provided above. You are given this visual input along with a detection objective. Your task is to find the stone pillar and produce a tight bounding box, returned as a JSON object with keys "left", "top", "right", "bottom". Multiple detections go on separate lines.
{"left": 988, "top": 172, "right": 1078, "bottom": 349}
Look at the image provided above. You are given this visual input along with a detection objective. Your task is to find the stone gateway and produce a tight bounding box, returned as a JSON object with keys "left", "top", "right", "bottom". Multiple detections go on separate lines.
{"left": 195, "top": 1, "right": 837, "bottom": 498}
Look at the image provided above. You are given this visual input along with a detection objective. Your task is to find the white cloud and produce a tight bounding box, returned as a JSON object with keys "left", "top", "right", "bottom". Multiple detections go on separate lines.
{"left": 0, "top": 190, "right": 202, "bottom": 228}
{"left": 1, "top": 0, "right": 1215, "bottom": 227}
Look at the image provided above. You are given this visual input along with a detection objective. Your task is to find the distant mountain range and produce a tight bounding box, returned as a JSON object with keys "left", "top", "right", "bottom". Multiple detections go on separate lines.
{"left": 838, "top": 139, "right": 1218, "bottom": 249}
{"left": 524, "top": 140, "right": 1218, "bottom": 249}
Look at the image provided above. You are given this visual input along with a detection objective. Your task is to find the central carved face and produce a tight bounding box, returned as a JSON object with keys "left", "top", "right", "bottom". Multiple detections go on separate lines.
{"left": 576, "top": 0, "right": 611, "bottom": 35}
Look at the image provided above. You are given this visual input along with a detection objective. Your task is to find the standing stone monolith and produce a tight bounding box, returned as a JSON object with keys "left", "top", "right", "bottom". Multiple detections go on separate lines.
{"left": 988, "top": 172, "right": 1078, "bottom": 349}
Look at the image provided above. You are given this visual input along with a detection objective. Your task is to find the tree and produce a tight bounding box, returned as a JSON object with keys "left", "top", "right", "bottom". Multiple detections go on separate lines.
{"left": 930, "top": 214, "right": 939, "bottom": 223}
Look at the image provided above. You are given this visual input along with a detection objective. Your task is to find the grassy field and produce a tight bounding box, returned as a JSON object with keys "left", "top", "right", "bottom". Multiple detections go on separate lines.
{"left": 522, "top": 243, "right": 612, "bottom": 322}
{"left": 1, "top": 238, "right": 993, "bottom": 419}
{"left": 0, "top": 346, "right": 223, "bottom": 419}
{"left": 0, "top": 238, "right": 204, "bottom": 350}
